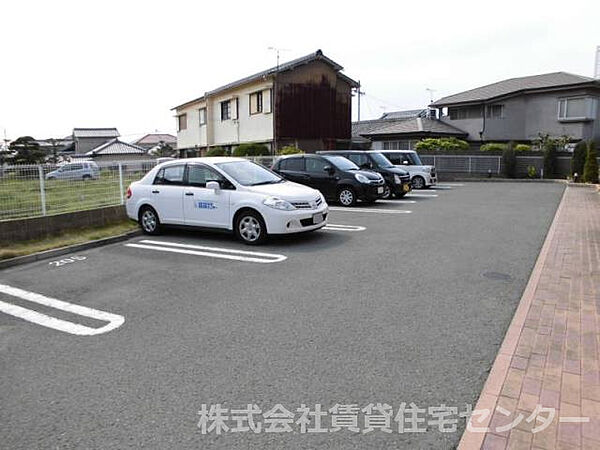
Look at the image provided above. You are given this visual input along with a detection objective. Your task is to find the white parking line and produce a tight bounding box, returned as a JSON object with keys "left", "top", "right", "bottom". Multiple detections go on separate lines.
{"left": 0, "top": 283, "right": 125, "bottom": 336}
{"left": 406, "top": 193, "right": 439, "bottom": 198}
{"left": 329, "top": 207, "right": 412, "bottom": 214}
{"left": 125, "top": 240, "right": 287, "bottom": 264}
{"left": 438, "top": 183, "right": 464, "bottom": 187}
{"left": 323, "top": 224, "right": 366, "bottom": 232}
{"left": 376, "top": 199, "right": 417, "bottom": 204}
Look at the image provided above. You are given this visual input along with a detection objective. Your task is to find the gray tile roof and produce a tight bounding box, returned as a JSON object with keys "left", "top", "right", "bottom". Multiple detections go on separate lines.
{"left": 173, "top": 50, "right": 359, "bottom": 110}
{"left": 86, "top": 139, "right": 146, "bottom": 156}
{"left": 353, "top": 118, "right": 467, "bottom": 138}
{"left": 380, "top": 109, "right": 427, "bottom": 120}
{"left": 431, "top": 72, "right": 598, "bottom": 107}
{"left": 133, "top": 133, "right": 176, "bottom": 145}
{"left": 73, "top": 128, "right": 120, "bottom": 138}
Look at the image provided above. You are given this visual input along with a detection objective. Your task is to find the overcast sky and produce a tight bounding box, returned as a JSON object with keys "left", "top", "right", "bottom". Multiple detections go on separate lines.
{"left": 1, "top": 0, "right": 599, "bottom": 142}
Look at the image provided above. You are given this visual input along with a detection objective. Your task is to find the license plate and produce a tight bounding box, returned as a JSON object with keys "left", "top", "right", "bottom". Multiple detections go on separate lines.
{"left": 377, "top": 186, "right": 384, "bottom": 194}
{"left": 313, "top": 213, "right": 324, "bottom": 224}
{"left": 403, "top": 184, "right": 410, "bottom": 192}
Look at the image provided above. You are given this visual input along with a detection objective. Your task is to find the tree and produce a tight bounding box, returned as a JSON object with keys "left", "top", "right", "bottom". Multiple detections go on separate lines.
{"left": 150, "top": 141, "right": 177, "bottom": 158}
{"left": 278, "top": 145, "right": 303, "bottom": 155}
{"left": 502, "top": 142, "right": 517, "bottom": 178}
{"left": 205, "top": 146, "right": 227, "bottom": 156}
{"left": 9, "top": 136, "right": 46, "bottom": 165}
{"left": 583, "top": 140, "right": 599, "bottom": 184}
{"left": 535, "top": 133, "right": 559, "bottom": 178}
{"left": 571, "top": 140, "right": 587, "bottom": 181}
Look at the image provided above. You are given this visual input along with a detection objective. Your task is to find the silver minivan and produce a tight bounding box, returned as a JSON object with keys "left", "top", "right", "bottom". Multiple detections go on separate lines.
{"left": 46, "top": 161, "right": 100, "bottom": 180}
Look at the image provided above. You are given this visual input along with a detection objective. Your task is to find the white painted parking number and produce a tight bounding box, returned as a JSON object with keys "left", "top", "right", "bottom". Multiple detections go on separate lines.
{"left": 49, "top": 255, "right": 87, "bottom": 267}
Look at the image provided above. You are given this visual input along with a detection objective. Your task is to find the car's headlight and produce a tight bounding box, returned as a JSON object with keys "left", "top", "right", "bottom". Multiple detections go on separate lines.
{"left": 354, "top": 173, "right": 371, "bottom": 184}
{"left": 394, "top": 174, "right": 402, "bottom": 184}
{"left": 263, "top": 197, "right": 295, "bottom": 211}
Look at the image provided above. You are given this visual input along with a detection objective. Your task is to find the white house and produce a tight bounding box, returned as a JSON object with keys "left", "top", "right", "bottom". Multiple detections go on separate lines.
{"left": 172, "top": 50, "right": 358, "bottom": 155}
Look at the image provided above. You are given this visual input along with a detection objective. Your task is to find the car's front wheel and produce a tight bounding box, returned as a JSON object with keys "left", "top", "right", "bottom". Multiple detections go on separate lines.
{"left": 338, "top": 187, "right": 356, "bottom": 206}
{"left": 235, "top": 210, "right": 267, "bottom": 245}
{"left": 412, "top": 176, "right": 426, "bottom": 189}
{"left": 139, "top": 206, "right": 161, "bottom": 235}
{"left": 381, "top": 183, "right": 392, "bottom": 199}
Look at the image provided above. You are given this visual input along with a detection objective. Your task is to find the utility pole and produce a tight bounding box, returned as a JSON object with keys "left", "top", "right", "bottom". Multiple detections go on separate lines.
{"left": 356, "top": 80, "right": 365, "bottom": 122}
{"left": 595, "top": 45, "right": 600, "bottom": 79}
{"left": 426, "top": 88, "right": 436, "bottom": 104}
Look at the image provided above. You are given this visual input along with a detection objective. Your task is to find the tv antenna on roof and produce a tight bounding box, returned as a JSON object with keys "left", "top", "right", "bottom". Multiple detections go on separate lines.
{"left": 595, "top": 45, "right": 600, "bottom": 79}
{"left": 426, "top": 88, "right": 436, "bottom": 104}
{"left": 267, "top": 47, "right": 291, "bottom": 72}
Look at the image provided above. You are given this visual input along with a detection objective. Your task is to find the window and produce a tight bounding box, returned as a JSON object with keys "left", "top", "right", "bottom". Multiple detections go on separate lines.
{"left": 347, "top": 153, "right": 370, "bottom": 168}
{"left": 383, "top": 140, "right": 415, "bottom": 150}
{"left": 280, "top": 157, "right": 304, "bottom": 171}
{"left": 199, "top": 108, "right": 206, "bottom": 126}
{"left": 154, "top": 165, "right": 185, "bottom": 185}
{"left": 221, "top": 101, "right": 231, "bottom": 120}
{"left": 250, "top": 91, "right": 263, "bottom": 114}
{"left": 448, "top": 106, "right": 482, "bottom": 120}
{"left": 177, "top": 114, "right": 187, "bottom": 131}
{"left": 187, "top": 164, "right": 225, "bottom": 187}
{"left": 305, "top": 158, "right": 329, "bottom": 173}
{"left": 558, "top": 97, "right": 597, "bottom": 121}
{"left": 485, "top": 104, "right": 504, "bottom": 119}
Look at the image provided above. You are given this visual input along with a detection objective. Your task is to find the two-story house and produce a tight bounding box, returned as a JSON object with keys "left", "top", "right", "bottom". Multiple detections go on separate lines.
{"left": 172, "top": 50, "right": 358, "bottom": 155}
{"left": 430, "top": 72, "right": 600, "bottom": 145}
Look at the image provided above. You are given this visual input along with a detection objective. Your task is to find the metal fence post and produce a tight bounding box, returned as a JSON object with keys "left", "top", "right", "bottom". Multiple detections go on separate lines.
{"left": 497, "top": 156, "right": 501, "bottom": 175}
{"left": 118, "top": 163, "right": 124, "bottom": 205}
{"left": 468, "top": 157, "right": 472, "bottom": 173}
{"left": 38, "top": 165, "right": 47, "bottom": 216}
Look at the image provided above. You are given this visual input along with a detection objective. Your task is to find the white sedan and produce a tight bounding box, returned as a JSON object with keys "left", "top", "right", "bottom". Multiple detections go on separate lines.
{"left": 126, "top": 157, "right": 329, "bottom": 244}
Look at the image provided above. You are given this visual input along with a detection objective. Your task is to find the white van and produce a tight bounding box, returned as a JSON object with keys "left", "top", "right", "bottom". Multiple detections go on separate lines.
{"left": 379, "top": 150, "right": 437, "bottom": 189}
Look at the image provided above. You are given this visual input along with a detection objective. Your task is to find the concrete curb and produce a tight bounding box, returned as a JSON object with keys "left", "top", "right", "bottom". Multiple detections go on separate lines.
{"left": 0, "top": 229, "right": 142, "bottom": 270}
{"left": 449, "top": 178, "right": 568, "bottom": 183}
{"left": 457, "top": 186, "right": 569, "bottom": 450}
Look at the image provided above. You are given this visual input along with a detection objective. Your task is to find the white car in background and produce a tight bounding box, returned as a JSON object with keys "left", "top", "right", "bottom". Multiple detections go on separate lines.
{"left": 126, "top": 157, "right": 328, "bottom": 245}
{"left": 380, "top": 150, "right": 437, "bottom": 189}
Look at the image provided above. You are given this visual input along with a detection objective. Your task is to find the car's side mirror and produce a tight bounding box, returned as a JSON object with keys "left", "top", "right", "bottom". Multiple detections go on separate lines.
{"left": 206, "top": 181, "right": 220, "bottom": 191}
{"left": 323, "top": 165, "right": 334, "bottom": 174}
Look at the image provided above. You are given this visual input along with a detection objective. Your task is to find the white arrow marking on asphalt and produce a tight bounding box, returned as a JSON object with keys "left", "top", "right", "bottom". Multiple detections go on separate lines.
{"left": 329, "top": 207, "right": 412, "bottom": 214}
{"left": 323, "top": 224, "right": 366, "bottom": 232}
{"left": 126, "top": 240, "right": 287, "bottom": 263}
{"left": 0, "top": 283, "right": 124, "bottom": 336}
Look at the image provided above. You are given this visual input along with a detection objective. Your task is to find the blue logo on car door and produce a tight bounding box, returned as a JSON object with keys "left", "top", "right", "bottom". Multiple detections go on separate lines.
{"left": 196, "top": 201, "right": 217, "bottom": 210}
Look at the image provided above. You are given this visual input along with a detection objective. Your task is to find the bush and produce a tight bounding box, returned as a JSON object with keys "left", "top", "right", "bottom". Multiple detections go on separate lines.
{"left": 527, "top": 165, "right": 537, "bottom": 178}
{"left": 571, "top": 140, "right": 587, "bottom": 180}
{"left": 502, "top": 142, "right": 517, "bottom": 178}
{"left": 232, "top": 143, "right": 270, "bottom": 157}
{"left": 278, "top": 146, "right": 304, "bottom": 155}
{"left": 480, "top": 142, "right": 507, "bottom": 152}
{"left": 583, "top": 140, "right": 599, "bottom": 184}
{"left": 514, "top": 144, "right": 531, "bottom": 152}
{"left": 415, "top": 138, "right": 470, "bottom": 152}
{"left": 206, "top": 146, "right": 227, "bottom": 157}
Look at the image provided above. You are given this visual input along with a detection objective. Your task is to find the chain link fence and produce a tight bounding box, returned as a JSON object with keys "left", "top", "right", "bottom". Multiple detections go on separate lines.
{"left": 0, "top": 160, "right": 157, "bottom": 221}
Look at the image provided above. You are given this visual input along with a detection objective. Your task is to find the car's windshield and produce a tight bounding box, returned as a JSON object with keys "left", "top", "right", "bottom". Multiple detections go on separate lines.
{"left": 216, "top": 160, "right": 283, "bottom": 186}
{"left": 322, "top": 155, "right": 359, "bottom": 171}
{"left": 370, "top": 152, "right": 394, "bottom": 168}
{"left": 409, "top": 152, "right": 423, "bottom": 165}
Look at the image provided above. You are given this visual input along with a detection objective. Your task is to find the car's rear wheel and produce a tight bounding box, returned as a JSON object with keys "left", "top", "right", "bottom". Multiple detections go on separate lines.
{"left": 338, "top": 187, "right": 356, "bottom": 206}
{"left": 412, "top": 176, "right": 425, "bottom": 189}
{"left": 139, "top": 206, "right": 161, "bottom": 235}
{"left": 235, "top": 210, "right": 267, "bottom": 245}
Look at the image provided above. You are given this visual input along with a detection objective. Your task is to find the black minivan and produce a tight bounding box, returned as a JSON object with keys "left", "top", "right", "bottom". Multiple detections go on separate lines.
{"left": 272, "top": 154, "right": 385, "bottom": 206}
{"left": 317, "top": 150, "right": 412, "bottom": 199}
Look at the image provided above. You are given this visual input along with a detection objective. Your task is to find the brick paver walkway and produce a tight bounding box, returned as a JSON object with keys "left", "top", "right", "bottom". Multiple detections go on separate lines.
{"left": 459, "top": 185, "right": 600, "bottom": 450}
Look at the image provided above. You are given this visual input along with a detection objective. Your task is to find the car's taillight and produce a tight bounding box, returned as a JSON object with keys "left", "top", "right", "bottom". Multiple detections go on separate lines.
{"left": 126, "top": 186, "right": 132, "bottom": 199}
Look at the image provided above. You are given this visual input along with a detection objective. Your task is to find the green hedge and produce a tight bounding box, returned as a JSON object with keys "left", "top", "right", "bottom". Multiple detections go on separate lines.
{"left": 415, "top": 138, "right": 469, "bottom": 152}
{"left": 232, "top": 143, "right": 270, "bottom": 157}
{"left": 583, "top": 140, "right": 599, "bottom": 183}
{"left": 205, "top": 147, "right": 227, "bottom": 157}
{"left": 278, "top": 146, "right": 304, "bottom": 155}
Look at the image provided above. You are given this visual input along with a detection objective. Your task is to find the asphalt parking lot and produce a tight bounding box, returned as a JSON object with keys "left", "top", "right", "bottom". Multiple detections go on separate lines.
{"left": 0, "top": 182, "right": 565, "bottom": 449}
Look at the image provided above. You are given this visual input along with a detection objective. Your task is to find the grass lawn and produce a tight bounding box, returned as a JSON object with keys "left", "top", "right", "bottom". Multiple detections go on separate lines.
{"left": 0, "top": 169, "right": 146, "bottom": 221}
{"left": 0, "top": 220, "right": 139, "bottom": 260}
